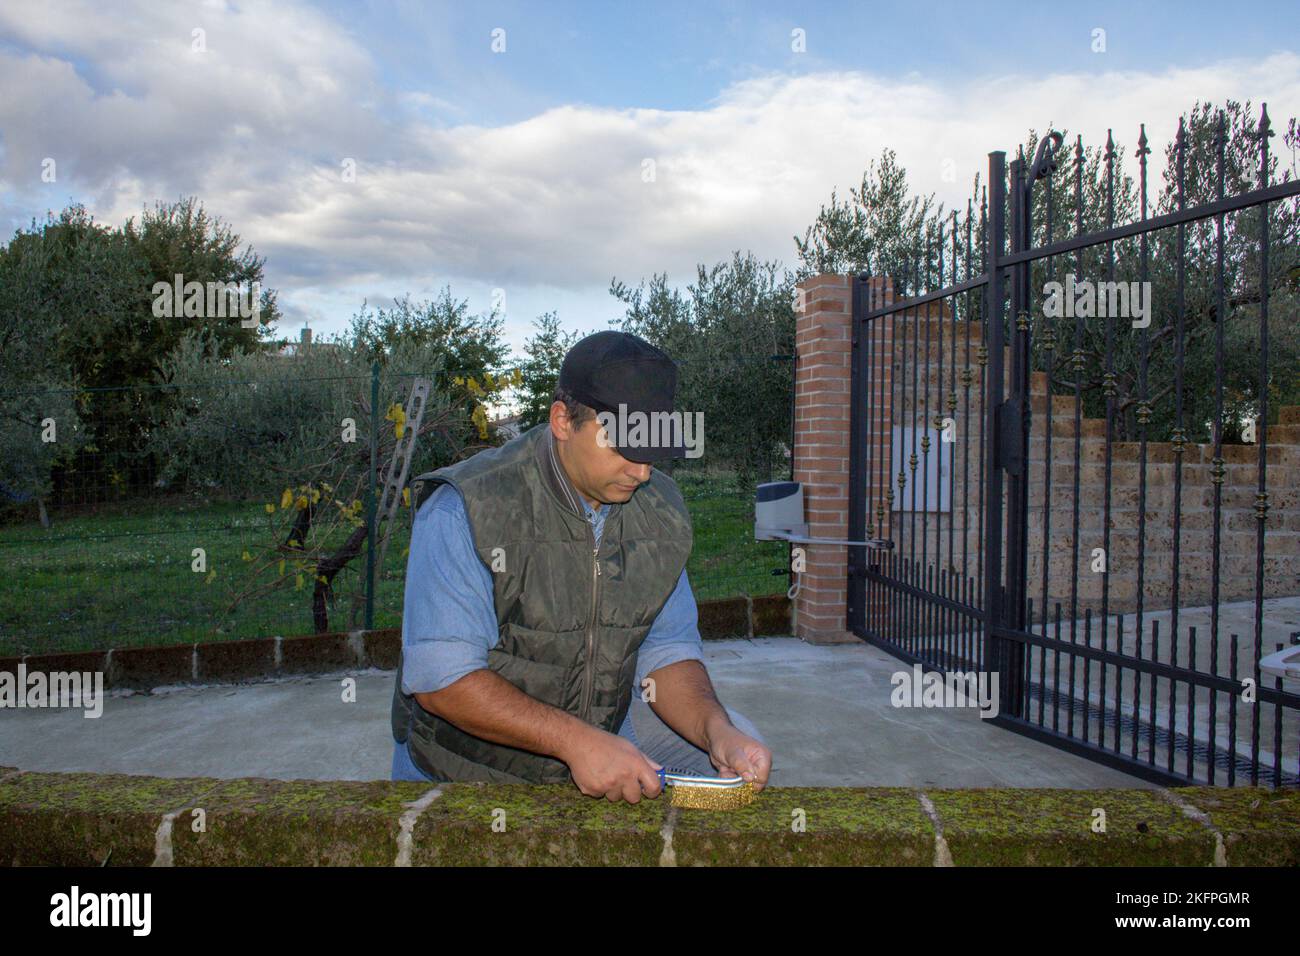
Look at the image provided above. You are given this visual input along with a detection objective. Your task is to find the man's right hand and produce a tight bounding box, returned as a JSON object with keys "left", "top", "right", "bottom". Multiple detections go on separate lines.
{"left": 561, "top": 726, "right": 663, "bottom": 803}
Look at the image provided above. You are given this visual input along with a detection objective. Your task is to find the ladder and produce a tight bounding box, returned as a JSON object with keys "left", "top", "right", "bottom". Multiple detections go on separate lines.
{"left": 351, "top": 376, "right": 431, "bottom": 627}
{"left": 374, "top": 376, "right": 432, "bottom": 582}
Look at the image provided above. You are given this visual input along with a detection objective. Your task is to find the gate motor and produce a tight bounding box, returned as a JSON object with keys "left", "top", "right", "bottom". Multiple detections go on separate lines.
{"left": 755, "top": 481, "right": 893, "bottom": 601}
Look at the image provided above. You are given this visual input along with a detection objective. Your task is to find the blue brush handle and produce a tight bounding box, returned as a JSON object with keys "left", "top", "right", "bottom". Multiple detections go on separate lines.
{"left": 656, "top": 766, "right": 744, "bottom": 787}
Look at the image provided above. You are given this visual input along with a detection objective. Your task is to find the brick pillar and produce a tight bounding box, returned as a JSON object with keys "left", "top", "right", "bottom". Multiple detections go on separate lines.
{"left": 793, "top": 274, "right": 893, "bottom": 644}
{"left": 793, "top": 274, "right": 852, "bottom": 644}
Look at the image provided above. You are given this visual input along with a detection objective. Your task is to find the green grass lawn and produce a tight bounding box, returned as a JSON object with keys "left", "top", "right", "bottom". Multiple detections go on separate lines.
{"left": 0, "top": 478, "right": 788, "bottom": 657}
{"left": 674, "top": 471, "right": 789, "bottom": 602}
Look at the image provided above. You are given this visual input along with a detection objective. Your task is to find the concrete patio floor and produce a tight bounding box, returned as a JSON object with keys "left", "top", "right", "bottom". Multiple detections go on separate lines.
{"left": 0, "top": 637, "right": 1157, "bottom": 788}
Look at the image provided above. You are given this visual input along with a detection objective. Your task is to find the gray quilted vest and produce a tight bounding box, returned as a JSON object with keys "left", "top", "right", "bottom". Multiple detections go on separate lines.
{"left": 390, "top": 422, "right": 693, "bottom": 784}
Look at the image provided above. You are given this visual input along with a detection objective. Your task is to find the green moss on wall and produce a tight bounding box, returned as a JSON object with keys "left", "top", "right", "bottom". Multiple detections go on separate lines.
{"left": 1172, "top": 786, "right": 1300, "bottom": 866}
{"left": 411, "top": 783, "right": 668, "bottom": 866}
{"left": 671, "top": 787, "right": 933, "bottom": 866}
{"left": 2, "top": 770, "right": 1295, "bottom": 867}
{"left": 926, "top": 788, "right": 1216, "bottom": 866}
{"left": 171, "top": 777, "right": 436, "bottom": 866}
{"left": 0, "top": 771, "right": 223, "bottom": 866}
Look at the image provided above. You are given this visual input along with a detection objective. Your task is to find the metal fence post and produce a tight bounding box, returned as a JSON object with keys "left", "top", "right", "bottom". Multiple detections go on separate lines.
{"left": 983, "top": 151, "right": 1008, "bottom": 717}
{"left": 365, "top": 360, "right": 379, "bottom": 631}
{"left": 1003, "top": 154, "right": 1029, "bottom": 720}
{"left": 847, "top": 274, "right": 867, "bottom": 633}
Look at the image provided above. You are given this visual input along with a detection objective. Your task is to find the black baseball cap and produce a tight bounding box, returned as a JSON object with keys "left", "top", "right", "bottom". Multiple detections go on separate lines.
{"left": 558, "top": 330, "right": 687, "bottom": 462}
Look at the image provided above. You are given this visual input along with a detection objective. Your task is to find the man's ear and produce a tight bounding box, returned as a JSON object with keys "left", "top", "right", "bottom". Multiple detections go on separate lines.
{"left": 548, "top": 400, "right": 571, "bottom": 441}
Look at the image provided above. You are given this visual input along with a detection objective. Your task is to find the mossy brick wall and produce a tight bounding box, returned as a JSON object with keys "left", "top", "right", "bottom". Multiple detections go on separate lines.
{"left": 1, "top": 766, "right": 1297, "bottom": 866}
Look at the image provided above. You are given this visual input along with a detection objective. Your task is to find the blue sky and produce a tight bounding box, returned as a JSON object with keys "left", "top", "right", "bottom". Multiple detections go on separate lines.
{"left": 1, "top": 0, "right": 1296, "bottom": 358}
{"left": 319, "top": 1, "right": 1297, "bottom": 119}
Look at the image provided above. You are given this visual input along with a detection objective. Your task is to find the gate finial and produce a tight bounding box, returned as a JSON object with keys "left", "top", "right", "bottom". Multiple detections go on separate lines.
{"left": 1028, "top": 131, "right": 1065, "bottom": 183}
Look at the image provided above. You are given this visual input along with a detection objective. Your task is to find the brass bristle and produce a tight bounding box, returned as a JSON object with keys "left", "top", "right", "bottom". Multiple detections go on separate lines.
{"left": 668, "top": 781, "right": 756, "bottom": 810}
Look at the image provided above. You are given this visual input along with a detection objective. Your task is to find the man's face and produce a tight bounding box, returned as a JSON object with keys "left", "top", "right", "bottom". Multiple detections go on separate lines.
{"left": 552, "top": 404, "right": 651, "bottom": 507}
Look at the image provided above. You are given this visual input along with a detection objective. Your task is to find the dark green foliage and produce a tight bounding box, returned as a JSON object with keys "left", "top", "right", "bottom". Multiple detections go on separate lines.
{"left": 611, "top": 251, "right": 796, "bottom": 486}
{"left": 0, "top": 198, "right": 281, "bottom": 507}
{"left": 347, "top": 288, "right": 509, "bottom": 392}
{"left": 516, "top": 311, "right": 578, "bottom": 430}
{"left": 793, "top": 146, "right": 944, "bottom": 287}
{"left": 1019, "top": 101, "right": 1300, "bottom": 443}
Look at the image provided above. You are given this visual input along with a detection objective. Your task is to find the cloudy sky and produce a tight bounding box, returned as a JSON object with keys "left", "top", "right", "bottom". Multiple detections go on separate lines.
{"left": 1, "top": 0, "right": 1296, "bottom": 356}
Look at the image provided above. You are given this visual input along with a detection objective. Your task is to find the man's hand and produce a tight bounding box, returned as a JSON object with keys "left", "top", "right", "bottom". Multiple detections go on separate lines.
{"left": 705, "top": 720, "right": 772, "bottom": 792}
{"left": 561, "top": 725, "right": 664, "bottom": 804}
{"left": 641, "top": 660, "right": 772, "bottom": 791}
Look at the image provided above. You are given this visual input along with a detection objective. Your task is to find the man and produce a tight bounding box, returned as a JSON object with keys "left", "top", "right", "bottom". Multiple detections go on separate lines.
{"left": 390, "top": 330, "right": 772, "bottom": 803}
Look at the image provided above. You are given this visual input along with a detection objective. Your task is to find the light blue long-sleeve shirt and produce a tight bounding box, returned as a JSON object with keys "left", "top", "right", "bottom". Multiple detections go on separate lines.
{"left": 399, "top": 479, "right": 704, "bottom": 698}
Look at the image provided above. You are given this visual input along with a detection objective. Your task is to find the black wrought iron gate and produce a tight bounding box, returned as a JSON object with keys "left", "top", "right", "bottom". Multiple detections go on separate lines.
{"left": 848, "top": 110, "right": 1300, "bottom": 788}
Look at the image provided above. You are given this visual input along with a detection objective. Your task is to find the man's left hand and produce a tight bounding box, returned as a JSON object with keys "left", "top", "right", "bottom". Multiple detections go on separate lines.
{"left": 706, "top": 723, "right": 772, "bottom": 791}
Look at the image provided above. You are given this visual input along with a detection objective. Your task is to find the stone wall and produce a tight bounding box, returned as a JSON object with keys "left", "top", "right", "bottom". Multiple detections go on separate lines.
{"left": 879, "top": 308, "right": 1300, "bottom": 626}
{"left": 1025, "top": 383, "right": 1300, "bottom": 614}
